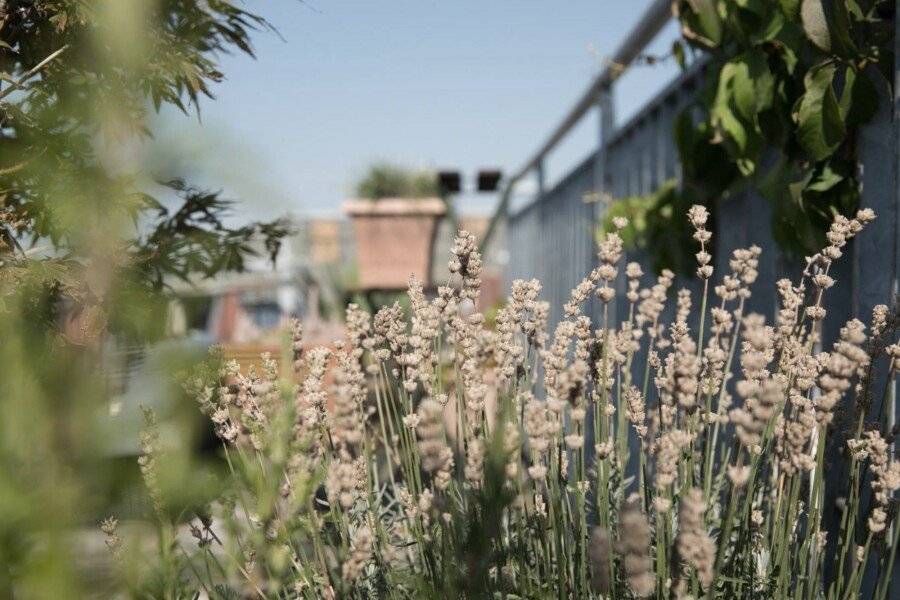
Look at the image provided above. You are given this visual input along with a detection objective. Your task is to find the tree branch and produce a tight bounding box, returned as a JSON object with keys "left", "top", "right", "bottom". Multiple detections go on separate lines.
{"left": 0, "top": 45, "right": 68, "bottom": 102}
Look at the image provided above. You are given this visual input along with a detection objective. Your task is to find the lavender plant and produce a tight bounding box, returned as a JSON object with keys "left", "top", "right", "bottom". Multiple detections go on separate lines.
{"left": 112, "top": 210, "right": 899, "bottom": 599}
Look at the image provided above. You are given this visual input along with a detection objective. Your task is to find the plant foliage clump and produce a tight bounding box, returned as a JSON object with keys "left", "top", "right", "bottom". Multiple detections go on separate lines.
{"left": 356, "top": 163, "right": 439, "bottom": 200}
{"left": 623, "top": 0, "right": 893, "bottom": 270}
{"left": 0, "top": 4, "right": 289, "bottom": 594}
{"left": 601, "top": 179, "right": 699, "bottom": 275}
{"left": 0, "top": 1, "right": 289, "bottom": 302}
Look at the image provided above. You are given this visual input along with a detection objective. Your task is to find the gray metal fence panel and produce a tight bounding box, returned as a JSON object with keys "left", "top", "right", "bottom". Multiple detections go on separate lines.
{"left": 499, "top": 7, "right": 898, "bottom": 593}
{"left": 507, "top": 155, "right": 597, "bottom": 337}
{"left": 504, "top": 52, "right": 895, "bottom": 349}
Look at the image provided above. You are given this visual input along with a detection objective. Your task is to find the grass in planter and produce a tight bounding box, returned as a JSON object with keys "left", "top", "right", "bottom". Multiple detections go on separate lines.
{"left": 356, "top": 164, "right": 439, "bottom": 200}
{"left": 105, "top": 210, "right": 899, "bottom": 599}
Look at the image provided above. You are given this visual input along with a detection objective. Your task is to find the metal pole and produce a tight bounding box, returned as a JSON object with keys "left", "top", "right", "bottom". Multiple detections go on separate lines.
{"left": 594, "top": 86, "right": 615, "bottom": 206}
{"left": 536, "top": 159, "right": 545, "bottom": 198}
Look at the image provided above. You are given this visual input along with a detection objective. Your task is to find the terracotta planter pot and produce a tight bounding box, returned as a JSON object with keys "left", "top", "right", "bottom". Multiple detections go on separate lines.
{"left": 343, "top": 197, "right": 446, "bottom": 290}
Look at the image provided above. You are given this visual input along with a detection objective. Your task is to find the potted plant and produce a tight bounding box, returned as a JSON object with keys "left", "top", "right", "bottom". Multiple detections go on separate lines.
{"left": 343, "top": 164, "right": 445, "bottom": 291}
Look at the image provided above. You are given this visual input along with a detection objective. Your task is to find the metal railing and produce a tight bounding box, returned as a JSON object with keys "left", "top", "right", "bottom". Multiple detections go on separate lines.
{"left": 484, "top": 1, "right": 899, "bottom": 350}
{"left": 482, "top": 1, "right": 712, "bottom": 337}
{"left": 480, "top": 0, "right": 672, "bottom": 253}
{"left": 487, "top": 6, "right": 899, "bottom": 589}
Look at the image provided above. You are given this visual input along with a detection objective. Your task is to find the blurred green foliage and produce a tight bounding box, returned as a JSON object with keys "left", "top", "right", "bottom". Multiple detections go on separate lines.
{"left": 355, "top": 163, "right": 439, "bottom": 200}
{"left": 0, "top": 0, "right": 290, "bottom": 289}
{"left": 0, "top": 1, "right": 289, "bottom": 596}
{"left": 600, "top": 179, "right": 699, "bottom": 275}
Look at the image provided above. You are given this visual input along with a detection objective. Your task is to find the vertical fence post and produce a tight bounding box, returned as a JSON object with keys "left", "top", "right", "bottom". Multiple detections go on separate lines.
{"left": 535, "top": 159, "right": 546, "bottom": 308}
{"left": 596, "top": 86, "right": 615, "bottom": 325}
{"left": 594, "top": 85, "right": 616, "bottom": 205}
{"left": 536, "top": 159, "right": 545, "bottom": 198}
{"left": 886, "top": 4, "right": 900, "bottom": 587}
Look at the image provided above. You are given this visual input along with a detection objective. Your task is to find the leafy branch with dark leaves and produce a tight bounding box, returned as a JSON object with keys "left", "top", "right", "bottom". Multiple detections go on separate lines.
{"left": 673, "top": 0, "right": 891, "bottom": 257}
{"left": 614, "top": 1, "right": 893, "bottom": 273}
{"left": 0, "top": 1, "right": 292, "bottom": 329}
{"left": 134, "top": 180, "right": 292, "bottom": 289}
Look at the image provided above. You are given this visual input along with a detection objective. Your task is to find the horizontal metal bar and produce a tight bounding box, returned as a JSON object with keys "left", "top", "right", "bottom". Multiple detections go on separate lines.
{"left": 509, "top": 152, "right": 597, "bottom": 220}
{"left": 603, "top": 56, "right": 708, "bottom": 150}
{"left": 480, "top": 0, "right": 673, "bottom": 252}
{"left": 507, "top": 0, "right": 672, "bottom": 185}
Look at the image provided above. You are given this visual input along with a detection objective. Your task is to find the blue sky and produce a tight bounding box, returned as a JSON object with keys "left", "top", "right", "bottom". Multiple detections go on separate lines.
{"left": 149, "top": 1, "right": 682, "bottom": 220}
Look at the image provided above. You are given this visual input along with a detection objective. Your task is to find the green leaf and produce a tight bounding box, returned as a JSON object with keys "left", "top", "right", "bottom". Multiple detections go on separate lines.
{"left": 759, "top": 160, "right": 822, "bottom": 256}
{"left": 736, "top": 158, "right": 756, "bottom": 176}
{"left": 844, "top": 0, "right": 864, "bottom": 20}
{"left": 805, "top": 163, "right": 843, "bottom": 192}
{"left": 712, "top": 99, "right": 748, "bottom": 151}
{"left": 778, "top": 0, "right": 801, "bottom": 19}
{"left": 774, "top": 23, "right": 805, "bottom": 74}
{"left": 838, "top": 65, "right": 857, "bottom": 121}
{"left": 735, "top": 0, "right": 786, "bottom": 43}
{"left": 800, "top": 0, "right": 830, "bottom": 51}
{"left": 747, "top": 50, "right": 775, "bottom": 112}
{"left": 673, "top": 114, "right": 739, "bottom": 197}
{"left": 841, "top": 67, "right": 879, "bottom": 128}
{"left": 672, "top": 40, "right": 687, "bottom": 71}
{"left": 711, "top": 63, "right": 741, "bottom": 126}
{"left": 795, "top": 63, "right": 845, "bottom": 161}
{"left": 676, "top": 0, "right": 723, "bottom": 49}
{"left": 726, "top": 59, "right": 756, "bottom": 120}
{"left": 709, "top": 51, "right": 770, "bottom": 171}
{"left": 754, "top": 9, "right": 786, "bottom": 43}
{"left": 827, "top": 1, "right": 857, "bottom": 57}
